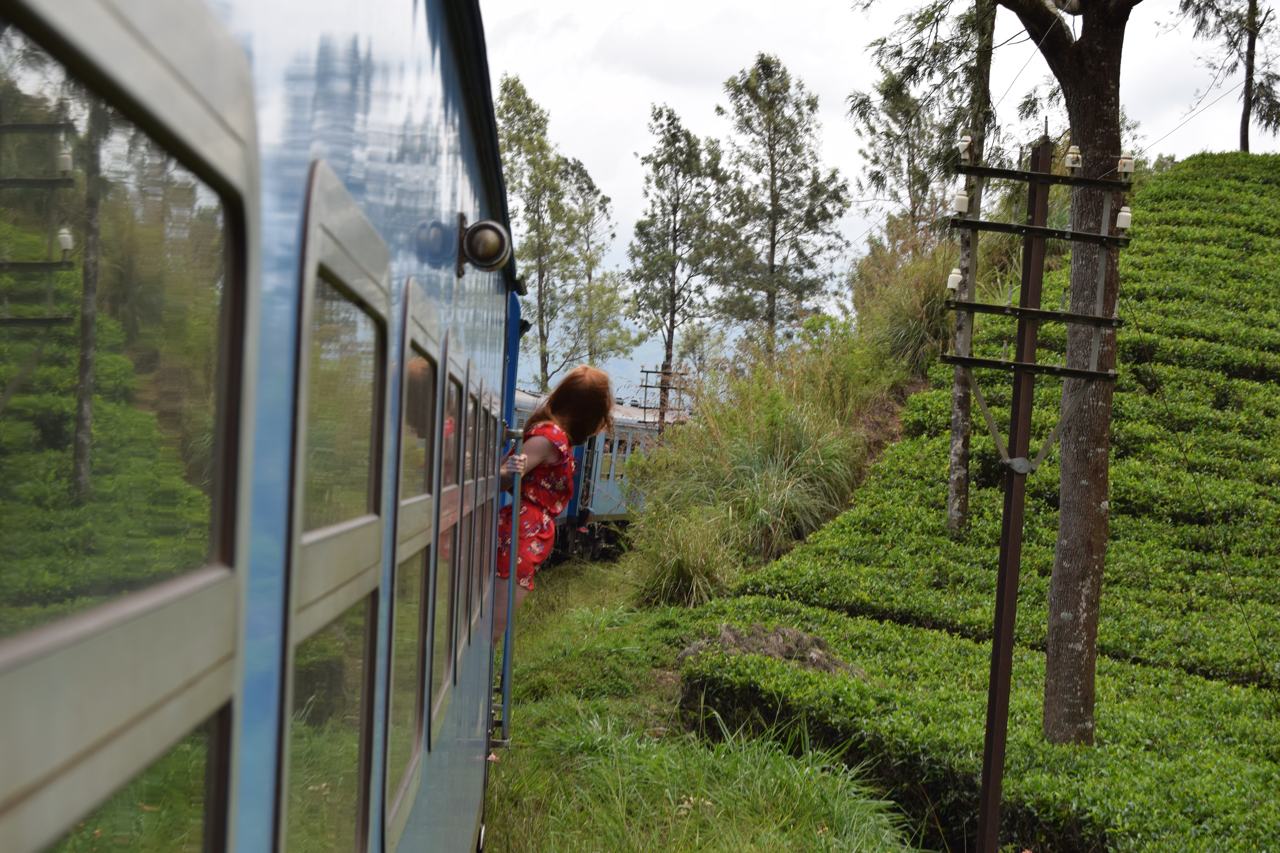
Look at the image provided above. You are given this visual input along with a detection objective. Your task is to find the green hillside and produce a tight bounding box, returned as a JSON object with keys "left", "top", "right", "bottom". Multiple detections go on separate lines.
{"left": 683, "top": 153, "right": 1280, "bottom": 850}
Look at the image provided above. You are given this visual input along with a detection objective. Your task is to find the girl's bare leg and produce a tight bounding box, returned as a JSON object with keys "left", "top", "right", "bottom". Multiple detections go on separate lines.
{"left": 492, "top": 578, "right": 530, "bottom": 643}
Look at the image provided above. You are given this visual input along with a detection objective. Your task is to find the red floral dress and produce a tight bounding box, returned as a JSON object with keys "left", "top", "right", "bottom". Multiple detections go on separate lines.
{"left": 496, "top": 421, "right": 574, "bottom": 590}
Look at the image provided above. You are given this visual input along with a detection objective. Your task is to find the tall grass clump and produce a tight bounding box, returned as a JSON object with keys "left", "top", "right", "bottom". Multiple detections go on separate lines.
{"left": 489, "top": 701, "right": 913, "bottom": 853}
{"left": 626, "top": 213, "right": 966, "bottom": 607}
{"left": 626, "top": 319, "right": 906, "bottom": 606}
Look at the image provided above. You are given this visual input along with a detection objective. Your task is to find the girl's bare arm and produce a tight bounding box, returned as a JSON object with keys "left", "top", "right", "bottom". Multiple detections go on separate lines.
{"left": 500, "top": 435, "right": 560, "bottom": 490}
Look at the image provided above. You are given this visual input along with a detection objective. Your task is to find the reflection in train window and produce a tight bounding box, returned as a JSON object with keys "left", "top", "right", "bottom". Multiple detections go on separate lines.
{"left": 287, "top": 597, "right": 372, "bottom": 851}
{"left": 401, "top": 350, "right": 436, "bottom": 500}
{"left": 442, "top": 379, "right": 462, "bottom": 486}
{"left": 0, "top": 23, "right": 231, "bottom": 639}
{"left": 430, "top": 526, "right": 456, "bottom": 729}
{"left": 303, "top": 277, "right": 380, "bottom": 530}
{"left": 386, "top": 549, "right": 427, "bottom": 811}
{"left": 49, "top": 715, "right": 218, "bottom": 852}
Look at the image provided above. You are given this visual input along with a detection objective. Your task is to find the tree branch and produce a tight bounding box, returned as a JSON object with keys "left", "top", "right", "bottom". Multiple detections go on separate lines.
{"left": 996, "top": 0, "right": 1077, "bottom": 83}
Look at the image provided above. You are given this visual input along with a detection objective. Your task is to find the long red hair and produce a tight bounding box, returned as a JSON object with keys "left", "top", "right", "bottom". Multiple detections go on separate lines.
{"left": 525, "top": 366, "right": 613, "bottom": 446}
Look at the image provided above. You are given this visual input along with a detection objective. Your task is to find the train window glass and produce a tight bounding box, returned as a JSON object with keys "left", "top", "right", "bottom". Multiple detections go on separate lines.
{"left": 0, "top": 24, "right": 232, "bottom": 640}
{"left": 459, "top": 512, "right": 473, "bottom": 643}
{"left": 48, "top": 715, "right": 217, "bottom": 851}
{"left": 472, "top": 504, "right": 487, "bottom": 622}
{"left": 477, "top": 504, "right": 488, "bottom": 608}
{"left": 386, "top": 549, "right": 427, "bottom": 811}
{"left": 442, "top": 379, "right": 462, "bottom": 486}
{"left": 287, "top": 597, "right": 371, "bottom": 851}
{"left": 429, "top": 525, "right": 455, "bottom": 725}
{"left": 303, "top": 277, "right": 380, "bottom": 530}
{"left": 464, "top": 395, "right": 478, "bottom": 481}
{"left": 400, "top": 349, "right": 436, "bottom": 500}
{"left": 477, "top": 412, "right": 488, "bottom": 482}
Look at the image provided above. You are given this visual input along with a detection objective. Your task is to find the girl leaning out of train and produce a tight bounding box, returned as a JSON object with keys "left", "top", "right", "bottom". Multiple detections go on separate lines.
{"left": 493, "top": 365, "right": 614, "bottom": 641}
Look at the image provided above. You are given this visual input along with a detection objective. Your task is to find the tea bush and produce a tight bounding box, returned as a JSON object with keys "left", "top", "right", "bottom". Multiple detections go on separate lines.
{"left": 681, "top": 596, "right": 1280, "bottom": 852}
{"left": 687, "top": 152, "right": 1280, "bottom": 848}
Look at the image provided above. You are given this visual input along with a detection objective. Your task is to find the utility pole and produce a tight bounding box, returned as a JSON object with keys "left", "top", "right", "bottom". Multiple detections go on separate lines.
{"left": 941, "top": 136, "right": 1131, "bottom": 852}
{"left": 638, "top": 365, "right": 688, "bottom": 433}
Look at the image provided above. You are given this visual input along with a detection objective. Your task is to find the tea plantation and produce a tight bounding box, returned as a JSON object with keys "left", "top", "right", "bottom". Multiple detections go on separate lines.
{"left": 683, "top": 153, "right": 1280, "bottom": 850}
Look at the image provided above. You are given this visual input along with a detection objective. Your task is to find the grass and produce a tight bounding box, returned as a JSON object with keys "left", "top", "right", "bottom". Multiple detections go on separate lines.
{"left": 484, "top": 558, "right": 916, "bottom": 852}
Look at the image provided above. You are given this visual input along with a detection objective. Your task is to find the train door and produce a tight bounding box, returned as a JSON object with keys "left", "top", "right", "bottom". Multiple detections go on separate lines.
{"left": 0, "top": 2, "right": 258, "bottom": 850}
{"left": 279, "top": 162, "right": 391, "bottom": 851}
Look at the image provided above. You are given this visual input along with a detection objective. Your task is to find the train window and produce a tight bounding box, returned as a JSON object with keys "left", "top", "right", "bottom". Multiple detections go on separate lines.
{"left": 401, "top": 350, "right": 437, "bottom": 499}
{"left": 0, "top": 7, "right": 253, "bottom": 852}
{"left": 459, "top": 509, "right": 473, "bottom": 647}
{"left": 442, "top": 379, "right": 462, "bottom": 486}
{"left": 429, "top": 525, "right": 456, "bottom": 739}
{"left": 386, "top": 549, "right": 427, "bottom": 814}
{"left": 464, "top": 394, "right": 479, "bottom": 481}
{"left": 476, "top": 501, "right": 490, "bottom": 619}
{"left": 287, "top": 596, "right": 372, "bottom": 851}
{"left": 48, "top": 714, "right": 220, "bottom": 851}
{"left": 0, "top": 24, "right": 231, "bottom": 640}
{"left": 303, "top": 277, "right": 380, "bottom": 530}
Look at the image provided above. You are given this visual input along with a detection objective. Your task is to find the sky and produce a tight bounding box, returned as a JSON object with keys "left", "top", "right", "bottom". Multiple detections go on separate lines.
{"left": 482, "top": 0, "right": 1280, "bottom": 397}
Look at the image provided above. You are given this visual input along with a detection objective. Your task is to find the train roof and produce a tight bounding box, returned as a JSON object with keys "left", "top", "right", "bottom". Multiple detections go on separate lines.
{"left": 513, "top": 387, "right": 685, "bottom": 429}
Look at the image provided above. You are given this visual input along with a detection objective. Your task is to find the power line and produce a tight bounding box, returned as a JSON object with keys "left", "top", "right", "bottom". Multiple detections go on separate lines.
{"left": 992, "top": 19, "right": 1057, "bottom": 112}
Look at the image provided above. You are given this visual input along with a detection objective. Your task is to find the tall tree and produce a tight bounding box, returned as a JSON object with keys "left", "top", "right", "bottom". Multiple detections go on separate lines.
{"left": 559, "top": 159, "right": 640, "bottom": 367}
{"left": 628, "top": 105, "right": 720, "bottom": 432}
{"left": 848, "top": 70, "right": 960, "bottom": 241}
{"left": 715, "top": 54, "right": 851, "bottom": 356}
{"left": 949, "top": 1, "right": 997, "bottom": 535}
{"left": 564, "top": 270, "right": 639, "bottom": 366}
{"left": 1174, "top": 0, "right": 1279, "bottom": 152}
{"left": 991, "top": 0, "right": 1144, "bottom": 746}
{"left": 850, "top": 0, "right": 1000, "bottom": 532}
{"left": 496, "top": 74, "right": 569, "bottom": 391}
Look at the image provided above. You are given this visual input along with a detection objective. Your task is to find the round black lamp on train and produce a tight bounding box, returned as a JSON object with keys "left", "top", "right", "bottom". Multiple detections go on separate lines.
{"left": 462, "top": 219, "right": 512, "bottom": 272}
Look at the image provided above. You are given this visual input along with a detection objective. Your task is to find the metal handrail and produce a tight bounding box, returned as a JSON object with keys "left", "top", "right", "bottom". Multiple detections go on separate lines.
{"left": 497, "top": 427, "right": 523, "bottom": 744}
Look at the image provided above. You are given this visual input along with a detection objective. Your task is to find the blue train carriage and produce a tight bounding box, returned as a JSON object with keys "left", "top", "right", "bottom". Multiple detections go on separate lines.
{"left": 511, "top": 389, "right": 659, "bottom": 557}
{"left": 0, "top": 1, "right": 518, "bottom": 851}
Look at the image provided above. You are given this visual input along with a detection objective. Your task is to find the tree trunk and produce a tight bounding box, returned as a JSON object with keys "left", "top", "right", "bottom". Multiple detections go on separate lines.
{"left": 947, "top": 0, "right": 996, "bottom": 535}
{"left": 1242, "top": 0, "right": 1259, "bottom": 153}
{"left": 537, "top": 258, "right": 550, "bottom": 392}
{"left": 659, "top": 274, "right": 677, "bottom": 435}
{"left": 1043, "top": 24, "right": 1127, "bottom": 745}
{"left": 72, "top": 103, "right": 106, "bottom": 503}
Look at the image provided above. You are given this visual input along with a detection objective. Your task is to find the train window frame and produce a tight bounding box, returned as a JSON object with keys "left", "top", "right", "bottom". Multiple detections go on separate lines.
{"left": 385, "top": 278, "right": 443, "bottom": 845}
{"left": 481, "top": 408, "right": 498, "bottom": 604}
{"left": 466, "top": 385, "right": 486, "bottom": 632}
{"left": 280, "top": 161, "right": 391, "bottom": 851}
{"left": 428, "top": 342, "right": 466, "bottom": 740}
{"left": 473, "top": 402, "right": 491, "bottom": 625}
{"left": 395, "top": 280, "right": 442, "bottom": 561}
{"left": 459, "top": 378, "right": 480, "bottom": 646}
{"left": 0, "top": 3, "right": 256, "bottom": 850}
